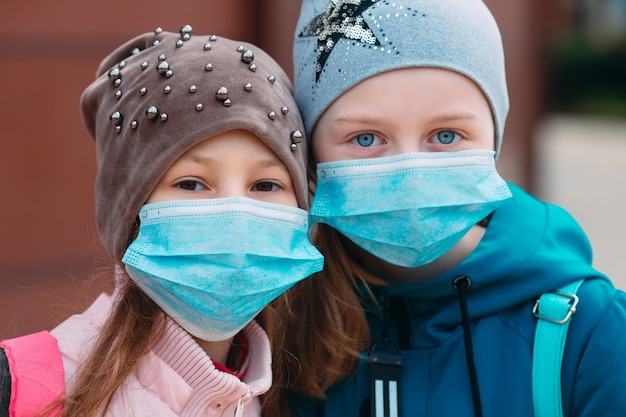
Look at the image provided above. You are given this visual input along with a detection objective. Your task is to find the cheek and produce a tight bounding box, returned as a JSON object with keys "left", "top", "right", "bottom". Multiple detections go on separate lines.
{"left": 259, "top": 193, "right": 299, "bottom": 208}
{"left": 310, "top": 118, "right": 339, "bottom": 163}
{"left": 286, "top": 194, "right": 299, "bottom": 208}
{"left": 311, "top": 136, "right": 342, "bottom": 164}
{"left": 479, "top": 122, "right": 497, "bottom": 151}
{"left": 312, "top": 143, "right": 326, "bottom": 164}
{"left": 145, "top": 182, "right": 170, "bottom": 204}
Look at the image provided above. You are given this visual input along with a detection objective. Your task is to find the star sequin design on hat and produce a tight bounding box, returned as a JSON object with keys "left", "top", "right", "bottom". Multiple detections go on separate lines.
{"left": 299, "top": 0, "right": 381, "bottom": 82}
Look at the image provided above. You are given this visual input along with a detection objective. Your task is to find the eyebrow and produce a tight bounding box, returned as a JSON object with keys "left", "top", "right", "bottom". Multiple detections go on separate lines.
{"left": 333, "top": 111, "right": 479, "bottom": 125}
{"left": 254, "top": 158, "right": 287, "bottom": 170}
{"left": 178, "top": 154, "right": 286, "bottom": 170}
{"left": 427, "top": 112, "right": 479, "bottom": 124}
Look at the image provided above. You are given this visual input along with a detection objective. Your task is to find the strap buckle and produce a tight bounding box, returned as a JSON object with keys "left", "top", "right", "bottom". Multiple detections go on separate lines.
{"left": 532, "top": 290, "right": 579, "bottom": 324}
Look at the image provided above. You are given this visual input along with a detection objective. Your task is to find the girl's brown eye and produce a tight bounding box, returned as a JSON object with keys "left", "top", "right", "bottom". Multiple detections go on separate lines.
{"left": 253, "top": 182, "right": 279, "bottom": 192}
{"left": 177, "top": 180, "right": 203, "bottom": 191}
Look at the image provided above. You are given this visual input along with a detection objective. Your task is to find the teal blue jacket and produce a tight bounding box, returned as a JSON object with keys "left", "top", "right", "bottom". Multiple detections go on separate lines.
{"left": 290, "top": 184, "right": 626, "bottom": 416}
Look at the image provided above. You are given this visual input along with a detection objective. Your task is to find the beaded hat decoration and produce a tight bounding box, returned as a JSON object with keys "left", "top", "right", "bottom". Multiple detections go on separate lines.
{"left": 292, "top": 0, "right": 509, "bottom": 156}
{"left": 81, "top": 25, "right": 308, "bottom": 260}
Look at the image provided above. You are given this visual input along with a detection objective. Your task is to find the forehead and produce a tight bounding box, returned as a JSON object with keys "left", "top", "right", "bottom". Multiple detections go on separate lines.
{"left": 178, "top": 129, "right": 281, "bottom": 159}
{"left": 320, "top": 67, "right": 494, "bottom": 121}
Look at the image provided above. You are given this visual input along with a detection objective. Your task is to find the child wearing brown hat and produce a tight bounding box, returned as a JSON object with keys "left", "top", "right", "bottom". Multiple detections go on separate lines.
{"left": 0, "top": 25, "right": 322, "bottom": 416}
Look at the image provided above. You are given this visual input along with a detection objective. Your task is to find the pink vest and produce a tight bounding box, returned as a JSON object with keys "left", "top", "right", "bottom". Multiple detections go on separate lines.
{"left": 0, "top": 331, "right": 65, "bottom": 416}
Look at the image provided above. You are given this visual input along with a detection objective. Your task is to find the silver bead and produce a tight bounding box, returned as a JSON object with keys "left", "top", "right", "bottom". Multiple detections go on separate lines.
{"left": 291, "top": 130, "right": 304, "bottom": 149}
{"left": 115, "top": 90, "right": 122, "bottom": 100}
{"left": 189, "top": 85, "right": 197, "bottom": 93}
{"left": 165, "top": 69, "right": 173, "bottom": 78}
{"left": 281, "top": 106, "right": 289, "bottom": 114}
{"left": 108, "top": 68, "right": 120, "bottom": 81}
{"left": 268, "top": 75, "right": 276, "bottom": 84}
{"left": 114, "top": 78, "right": 122, "bottom": 87}
{"left": 146, "top": 106, "right": 159, "bottom": 120}
{"left": 180, "top": 24, "right": 193, "bottom": 39}
{"left": 131, "top": 120, "right": 138, "bottom": 129}
{"left": 249, "top": 64, "right": 257, "bottom": 72}
{"left": 153, "top": 40, "right": 160, "bottom": 46}
{"left": 114, "top": 125, "right": 122, "bottom": 134}
{"left": 160, "top": 113, "right": 168, "bottom": 122}
{"left": 244, "top": 83, "right": 252, "bottom": 92}
{"left": 203, "top": 43, "right": 212, "bottom": 50}
{"left": 131, "top": 47, "right": 142, "bottom": 55}
{"left": 158, "top": 54, "right": 166, "bottom": 62}
{"left": 176, "top": 39, "right": 184, "bottom": 48}
{"left": 195, "top": 103, "right": 203, "bottom": 111}
{"left": 156, "top": 61, "right": 169, "bottom": 75}
{"left": 223, "top": 98, "right": 232, "bottom": 107}
{"left": 140, "top": 87, "right": 147, "bottom": 96}
{"left": 209, "top": 35, "right": 217, "bottom": 41}
{"left": 216, "top": 87, "right": 228, "bottom": 100}
{"left": 118, "top": 61, "right": 126, "bottom": 69}
{"left": 155, "top": 27, "right": 163, "bottom": 35}
{"left": 205, "top": 63, "right": 213, "bottom": 71}
{"left": 241, "top": 50, "right": 254, "bottom": 64}
{"left": 141, "top": 61, "right": 148, "bottom": 70}
{"left": 236, "top": 45, "right": 245, "bottom": 53}
{"left": 268, "top": 111, "right": 276, "bottom": 120}
{"left": 110, "top": 111, "right": 123, "bottom": 125}
{"left": 164, "top": 85, "right": 172, "bottom": 94}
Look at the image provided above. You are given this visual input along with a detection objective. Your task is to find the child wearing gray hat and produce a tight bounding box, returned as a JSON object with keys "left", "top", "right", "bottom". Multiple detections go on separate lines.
{"left": 263, "top": 1, "right": 626, "bottom": 416}
{"left": 0, "top": 25, "right": 322, "bottom": 416}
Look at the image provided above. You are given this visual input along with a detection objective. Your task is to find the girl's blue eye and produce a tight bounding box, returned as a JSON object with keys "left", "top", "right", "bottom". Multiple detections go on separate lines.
{"left": 435, "top": 130, "right": 459, "bottom": 145}
{"left": 176, "top": 180, "right": 205, "bottom": 191}
{"left": 353, "top": 133, "right": 377, "bottom": 147}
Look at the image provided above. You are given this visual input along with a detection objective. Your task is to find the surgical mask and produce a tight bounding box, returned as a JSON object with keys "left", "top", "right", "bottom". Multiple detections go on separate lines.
{"left": 122, "top": 197, "right": 324, "bottom": 341}
{"left": 310, "top": 150, "right": 511, "bottom": 268}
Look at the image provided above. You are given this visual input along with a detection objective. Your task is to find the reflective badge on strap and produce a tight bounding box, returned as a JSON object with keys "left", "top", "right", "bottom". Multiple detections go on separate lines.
{"left": 368, "top": 343, "right": 403, "bottom": 417}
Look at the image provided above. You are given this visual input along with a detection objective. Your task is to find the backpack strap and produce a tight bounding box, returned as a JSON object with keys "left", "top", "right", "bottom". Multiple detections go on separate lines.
{"left": 0, "top": 331, "right": 65, "bottom": 417}
{"left": 532, "top": 279, "right": 584, "bottom": 417}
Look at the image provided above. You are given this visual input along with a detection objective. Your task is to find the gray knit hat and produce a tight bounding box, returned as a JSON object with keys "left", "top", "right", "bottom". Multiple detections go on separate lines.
{"left": 293, "top": 0, "right": 509, "bottom": 155}
{"left": 81, "top": 25, "right": 308, "bottom": 260}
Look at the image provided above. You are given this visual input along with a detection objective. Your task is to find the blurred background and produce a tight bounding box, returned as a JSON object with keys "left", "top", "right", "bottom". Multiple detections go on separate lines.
{"left": 1, "top": 0, "right": 625, "bottom": 339}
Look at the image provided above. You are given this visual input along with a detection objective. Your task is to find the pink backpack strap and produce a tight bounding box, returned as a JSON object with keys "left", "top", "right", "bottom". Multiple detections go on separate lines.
{"left": 0, "top": 331, "right": 65, "bottom": 417}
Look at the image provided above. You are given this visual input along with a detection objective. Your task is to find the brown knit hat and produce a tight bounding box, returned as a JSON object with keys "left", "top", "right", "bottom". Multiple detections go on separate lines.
{"left": 81, "top": 25, "right": 308, "bottom": 261}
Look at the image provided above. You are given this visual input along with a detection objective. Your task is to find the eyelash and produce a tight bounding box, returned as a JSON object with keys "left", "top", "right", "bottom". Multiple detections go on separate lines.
{"left": 433, "top": 130, "right": 461, "bottom": 145}
{"left": 252, "top": 181, "right": 282, "bottom": 192}
{"left": 349, "top": 130, "right": 463, "bottom": 149}
{"left": 175, "top": 179, "right": 205, "bottom": 191}
{"left": 351, "top": 132, "right": 384, "bottom": 147}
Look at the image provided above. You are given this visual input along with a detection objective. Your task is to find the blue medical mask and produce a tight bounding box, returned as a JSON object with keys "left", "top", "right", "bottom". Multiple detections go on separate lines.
{"left": 122, "top": 197, "right": 324, "bottom": 341}
{"left": 310, "top": 150, "right": 511, "bottom": 268}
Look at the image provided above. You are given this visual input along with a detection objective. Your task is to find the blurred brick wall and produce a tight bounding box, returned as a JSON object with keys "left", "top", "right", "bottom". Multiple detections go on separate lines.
{"left": 0, "top": 0, "right": 564, "bottom": 339}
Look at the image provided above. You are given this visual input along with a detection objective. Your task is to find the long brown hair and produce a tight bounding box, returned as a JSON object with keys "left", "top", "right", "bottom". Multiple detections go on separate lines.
{"left": 262, "top": 224, "right": 382, "bottom": 415}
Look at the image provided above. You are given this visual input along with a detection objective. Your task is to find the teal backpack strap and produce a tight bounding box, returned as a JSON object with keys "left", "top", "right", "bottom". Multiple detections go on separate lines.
{"left": 532, "top": 279, "right": 584, "bottom": 417}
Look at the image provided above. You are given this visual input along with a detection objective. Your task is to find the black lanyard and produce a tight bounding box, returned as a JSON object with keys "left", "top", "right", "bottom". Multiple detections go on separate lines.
{"left": 315, "top": 293, "right": 410, "bottom": 417}
{"left": 367, "top": 292, "right": 404, "bottom": 417}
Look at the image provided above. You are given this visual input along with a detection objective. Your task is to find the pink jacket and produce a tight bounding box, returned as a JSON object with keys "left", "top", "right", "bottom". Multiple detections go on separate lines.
{"left": 50, "top": 293, "right": 272, "bottom": 416}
